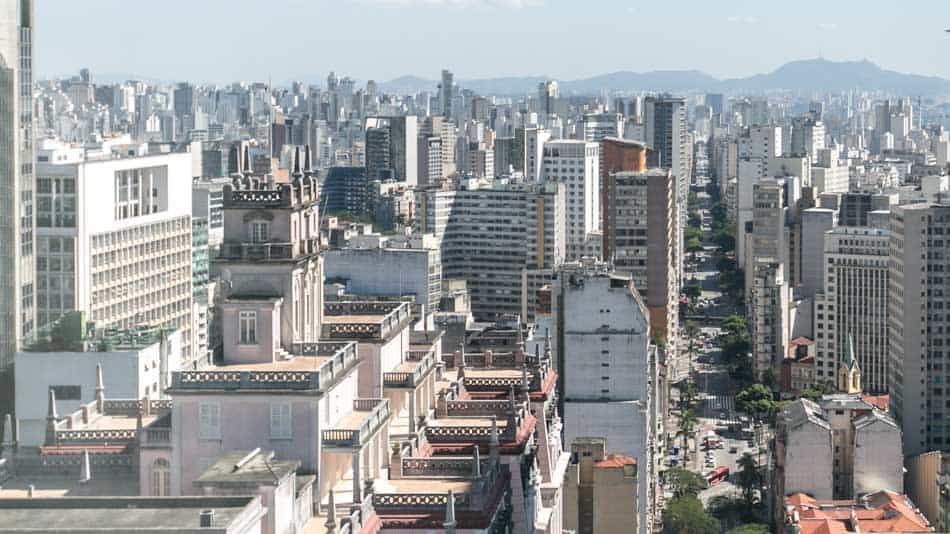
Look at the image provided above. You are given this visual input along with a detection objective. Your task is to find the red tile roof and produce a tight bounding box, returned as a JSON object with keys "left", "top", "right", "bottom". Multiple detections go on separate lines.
{"left": 786, "top": 491, "right": 932, "bottom": 534}
{"left": 594, "top": 454, "right": 637, "bottom": 468}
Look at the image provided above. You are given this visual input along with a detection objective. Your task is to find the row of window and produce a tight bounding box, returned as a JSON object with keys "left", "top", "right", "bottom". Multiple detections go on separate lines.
{"left": 198, "top": 401, "right": 291, "bottom": 440}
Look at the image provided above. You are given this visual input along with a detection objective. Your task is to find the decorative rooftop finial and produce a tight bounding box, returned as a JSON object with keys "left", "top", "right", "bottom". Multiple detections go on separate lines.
{"left": 489, "top": 416, "right": 500, "bottom": 447}
{"left": 1, "top": 414, "right": 13, "bottom": 457}
{"left": 79, "top": 449, "right": 91, "bottom": 484}
{"left": 324, "top": 489, "right": 337, "bottom": 533}
{"left": 458, "top": 341, "right": 466, "bottom": 369}
{"left": 472, "top": 445, "right": 481, "bottom": 479}
{"left": 47, "top": 388, "right": 58, "bottom": 421}
{"left": 95, "top": 363, "right": 105, "bottom": 411}
{"left": 443, "top": 490, "right": 457, "bottom": 533}
{"left": 304, "top": 145, "right": 313, "bottom": 174}
{"left": 242, "top": 145, "right": 251, "bottom": 174}
{"left": 292, "top": 146, "right": 302, "bottom": 181}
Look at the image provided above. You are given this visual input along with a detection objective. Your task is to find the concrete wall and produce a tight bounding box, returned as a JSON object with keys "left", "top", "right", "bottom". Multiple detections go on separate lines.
{"left": 14, "top": 334, "right": 181, "bottom": 447}
{"left": 564, "top": 401, "right": 648, "bottom": 533}
{"left": 784, "top": 423, "right": 834, "bottom": 499}
{"left": 800, "top": 208, "right": 836, "bottom": 298}
{"left": 853, "top": 418, "right": 903, "bottom": 496}
{"left": 324, "top": 248, "right": 431, "bottom": 307}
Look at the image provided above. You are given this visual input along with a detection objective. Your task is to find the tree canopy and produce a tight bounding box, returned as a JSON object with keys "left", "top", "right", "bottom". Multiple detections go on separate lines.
{"left": 662, "top": 497, "right": 720, "bottom": 534}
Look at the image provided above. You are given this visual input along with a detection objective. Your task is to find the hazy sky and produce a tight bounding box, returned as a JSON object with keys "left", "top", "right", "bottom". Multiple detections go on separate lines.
{"left": 37, "top": 0, "right": 950, "bottom": 84}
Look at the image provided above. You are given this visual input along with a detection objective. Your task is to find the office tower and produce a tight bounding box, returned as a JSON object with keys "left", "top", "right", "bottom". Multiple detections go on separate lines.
{"left": 705, "top": 93, "right": 724, "bottom": 116}
{"left": 643, "top": 97, "right": 689, "bottom": 280}
{"left": 440, "top": 69, "right": 454, "bottom": 119}
{"left": 465, "top": 141, "right": 493, "bottom": 179}
{"left": 541, "top": 140, "right": 600, "bottom": 260}
{"left": 365, "top": 126, "right": 392, "bottom": 181}
{"left": 365, "top": 116, "right": 418, "bottom": 185}
{"left": 33, "top": 145, "right": 196, "bottom": 365}
{"left": 603, "top": 170, "right": 678, "bottom": 344}
{"left": 420, "top": 115, "right": 457, "bottom": 180}
{"left": 739, "top": 124, "right": 782, "bottom": 161}
{"left": 889, "top": 203, "right": 950, "bottom": 456}
{"left": 417, "top": 136, "right": 442, "bottom": 186}
{"left": 799, "top": 208, "right": 838, "bottom": 298}
{"left": 524, "top": 126, "right": 550, "bottom": 182}
{"left": 813, "top": 227, "right": 889, "bottom": 392}
{"left": 173, "top": 82, "right": 195, "bottom": 117}
{"left": 416, "top": 181, "right": 564, "bottom": 321}
{"left": 0, "top": 0, "right": 36, "bottom": 377}
{"left": 582, "top": 113, "right": 623, "bottom": 143}
{"left": 554, "top": 266, "right": 659, "bottom": 533}
{"left": 538, "top": 80, "right": 559, "bottom": 124}
{"left": 790, "top": 117, "right": 826, "bottom": 162}
{"left": 322, "top": 166, "right": 371, "bottom": 216}
{"left": 750, "top": 258, "right": 790, "bottom": 381}
{"left": 601, "top": 138, "right": 648, "bottom": 261}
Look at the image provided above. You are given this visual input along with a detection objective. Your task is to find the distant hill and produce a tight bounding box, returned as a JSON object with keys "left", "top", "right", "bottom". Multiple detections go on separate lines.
{"left": 720, "top": 58, "right": 950, "bottom": 94}
{"left": 380, "top": 59, "right": 950, "bottom": 96}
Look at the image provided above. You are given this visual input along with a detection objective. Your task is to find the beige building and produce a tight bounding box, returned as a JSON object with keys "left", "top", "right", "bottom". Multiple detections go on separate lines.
{"left": 563, "top": 438, "right": 639, "bottom": 534}
{"left": 604, "top": 169, "right": 678, "bottom": 344}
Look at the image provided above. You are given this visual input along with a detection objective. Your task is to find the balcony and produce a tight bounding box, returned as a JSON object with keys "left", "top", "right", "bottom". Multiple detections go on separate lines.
{"left": 218, "top": 239, "right": 319, "bottom": 262}
{"left": 383, "top": 350, "right": 437, "bottom": 389}
{"left": 322, "top": 398, "right": 391, "bottom": 450}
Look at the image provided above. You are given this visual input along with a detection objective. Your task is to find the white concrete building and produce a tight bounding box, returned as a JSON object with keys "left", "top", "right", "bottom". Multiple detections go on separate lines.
{"left": 15, "top": 324, "right": 182, "bottom": 447}
{"left": 324, "top": 237, "right": 441, "bottom": 311}
{"left": 541, "top": 140, "right": 600, "bottom": 260}
{"left": 553, "top": 265, "right": 659, "bottom": 534}
{"left": 34, "top": 143, "right": 195, "bottom": 365}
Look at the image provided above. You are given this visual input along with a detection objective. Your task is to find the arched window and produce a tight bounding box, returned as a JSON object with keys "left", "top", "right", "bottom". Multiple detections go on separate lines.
{"left": 151, "top": 458, "right": 171, "bottom": 496}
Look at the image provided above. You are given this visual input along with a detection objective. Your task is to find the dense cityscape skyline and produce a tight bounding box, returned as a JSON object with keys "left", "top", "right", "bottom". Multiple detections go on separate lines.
{"left": 9, "top": 0, "right": 950, "bottom": 532}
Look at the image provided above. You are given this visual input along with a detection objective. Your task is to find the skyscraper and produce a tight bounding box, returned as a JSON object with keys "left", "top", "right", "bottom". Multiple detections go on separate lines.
{"left": 0, "top": 0, "right": 36, "bottom": 378}
{"left": 440, "top": 69, "right": 454, "bottom": 119}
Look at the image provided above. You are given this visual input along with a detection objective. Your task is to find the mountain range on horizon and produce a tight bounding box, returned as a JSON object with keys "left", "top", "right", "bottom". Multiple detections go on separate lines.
{"left": 380, "top": 58, "right": 950, "bottom": 96}
{"left": 63, "top": 59, "right": 950, "bottom": 96}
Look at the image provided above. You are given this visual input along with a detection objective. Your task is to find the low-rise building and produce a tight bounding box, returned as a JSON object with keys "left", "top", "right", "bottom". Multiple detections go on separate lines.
{"left": 783, "top": 491, "right": 932, "bottom": 534}
{"left": 563, "top": 438, "right": 639, "bottom": 534}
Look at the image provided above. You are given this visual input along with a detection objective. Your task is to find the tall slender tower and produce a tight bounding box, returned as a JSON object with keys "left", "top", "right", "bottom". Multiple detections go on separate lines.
{"left": 0, "top": 0, "right": 36, "bottom": 376}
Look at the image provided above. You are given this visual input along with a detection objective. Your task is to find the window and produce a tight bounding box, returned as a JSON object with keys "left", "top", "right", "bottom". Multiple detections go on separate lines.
{"left": 151, "top": 459, "right": 171, "bottom": 496}
{"left": 270, "top": 402, "right": 292, "bottom": 439}
{"left": 250, "top": 221, "right": 268, "bottom": 243}
{"left": 239, "top": 311, "right": 257, "bottom": 344}
{"left": 199, "top": 402, "right": 221, "bottom": 440}
{"left": 50, "top": 385, "right": 81, "bottom": 401}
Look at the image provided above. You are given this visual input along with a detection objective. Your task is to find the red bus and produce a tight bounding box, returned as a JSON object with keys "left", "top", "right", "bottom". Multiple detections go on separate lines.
{"left": 706, "top": 466, "right": 730, "bottom": 486}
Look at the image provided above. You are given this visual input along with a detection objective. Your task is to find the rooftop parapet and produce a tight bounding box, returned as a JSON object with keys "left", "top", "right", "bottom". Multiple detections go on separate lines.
{"left": 170, "top": 342, "right": 358, "bottom": 393}
{"left": 322, "top": 301, "right": 412, "bottom": 342}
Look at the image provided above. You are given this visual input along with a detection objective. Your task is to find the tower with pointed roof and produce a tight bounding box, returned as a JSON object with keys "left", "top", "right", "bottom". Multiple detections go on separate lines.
{"left": 838, "top": 334, "right": 862, "bottom": 395}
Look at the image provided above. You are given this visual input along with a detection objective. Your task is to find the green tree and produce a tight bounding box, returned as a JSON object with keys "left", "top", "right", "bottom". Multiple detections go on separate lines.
{"left": 721, "top": 315, "right": 748, "bottom": 338}
{"left": 736, "top": 454, "right": 765, "bottom": 504}
{"left": 683, "top": 283, "right": 702, "bottom": 302}
{"left": 708, "top": 496, "right": 760, "bottom": 531}
{"left": 735, "top": 384, "right": 776, "bottom": 421}
{"left": 686, "top": 237, "right": 703, "bottom": 253}
{"left": 680, "top": 380, "right": 699, "bottom": 411}
{"left": 662, "top": 497, "right": 720, "bottom": 534}
{"left": 677, "top": 409, "right": 699, "bottom": 458}
{"left": 688, "top": 209, "right": 702, "bottom": 228}
{"left": 665, "top": 468, "right": 707, "bottom": 499}
{"left": 801, "top": 381, "right": 837, "bottom": 402}
{"left": 727, "top": 524, "right": 770, "bottom": 534}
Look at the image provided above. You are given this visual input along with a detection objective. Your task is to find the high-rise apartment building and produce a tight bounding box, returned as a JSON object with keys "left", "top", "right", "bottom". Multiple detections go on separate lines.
{"left": 604, "top": 169, "right": 678, "bottom": 343}
{"left": 0, "top": 0, "right": 36, "bottom": 375}
{"left": 365, "top": 116, "right": 418, "bottom": 185}
{"left": 643, "top": 97, "right": 689, "bottom": 280}
{"left": 541, "top": 140, "right": 600, "bottom": 260}
{"left": 601, "top": 138, "right": 648, "bottom": 261}
{"left": 440, "top": 69, "right": 454, "bottom": 119}
{"left": 553, "top": 266, "right": 660, "bottom": 533}
{"left": 814, "top": 227, "right": 890, "bottom": 392}
{"left": 750, "top": 258, "right": 790, "bottom": 381}
{"left": 416, "top": 181, "right": 565, "bottom": 321}
{"left": 889, "top": 203, "right": 950, "bottom": 456}
{"left": 34, "top": 144, "right": 196, "bottom": 366}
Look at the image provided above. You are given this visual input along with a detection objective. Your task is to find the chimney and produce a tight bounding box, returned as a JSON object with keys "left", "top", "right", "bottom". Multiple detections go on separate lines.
{"left": 200, "top": 510, "right": 215, "bottom": 528}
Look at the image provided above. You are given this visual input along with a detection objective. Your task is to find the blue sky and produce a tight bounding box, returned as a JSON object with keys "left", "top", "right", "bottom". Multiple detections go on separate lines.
{"left": 37, "top": 0, "right": 950, "bottom": 83}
